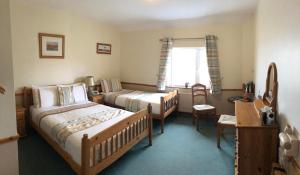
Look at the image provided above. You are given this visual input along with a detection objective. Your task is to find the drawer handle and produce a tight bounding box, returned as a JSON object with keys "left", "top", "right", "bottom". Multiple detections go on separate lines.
{"left": 258, "top": 167, "right": 262, "bottom": 172}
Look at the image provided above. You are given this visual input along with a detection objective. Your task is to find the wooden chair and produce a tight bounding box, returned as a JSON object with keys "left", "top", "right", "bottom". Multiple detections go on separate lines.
{"left": 217, "top": 114, "right": 236, "bottom": 148}
{"left": 192, "top": 83, "right": 217, "bottom": 130}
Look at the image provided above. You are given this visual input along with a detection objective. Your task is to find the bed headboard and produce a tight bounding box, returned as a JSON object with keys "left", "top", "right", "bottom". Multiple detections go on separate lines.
{"left": 22, "top": 83, "right": 100, "bottom": 110}
{"left": 23, "top": 87, "right": 33, "bottom": 112}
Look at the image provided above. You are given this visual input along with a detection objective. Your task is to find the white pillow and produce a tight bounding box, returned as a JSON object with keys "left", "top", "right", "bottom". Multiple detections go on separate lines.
{"left": 111, "top": 79, "right": 122, "bottom": 92}
{"left": 73, "top": 83, "right": 88, "bottom": 103}
{"left": 57, "top": 85, "right": 75, "bottom": 106}
{"left": 32, "top": 86, "right": 41, "bottom": 108}
{"left": 100, "top": 79, "right": 112, "bottom": 93}
{"left": 32, "top": 86, "right": 59, "bottom": 108}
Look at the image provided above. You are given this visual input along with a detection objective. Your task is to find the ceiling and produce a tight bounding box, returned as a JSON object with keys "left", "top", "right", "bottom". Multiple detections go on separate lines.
{"left": 17, "top": 0, "right": 258, "bottom": 31}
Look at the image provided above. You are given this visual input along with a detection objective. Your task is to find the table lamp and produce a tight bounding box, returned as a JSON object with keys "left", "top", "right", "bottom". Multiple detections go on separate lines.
{"left": 85, "top": 76, "right": 95, "bottom": 95}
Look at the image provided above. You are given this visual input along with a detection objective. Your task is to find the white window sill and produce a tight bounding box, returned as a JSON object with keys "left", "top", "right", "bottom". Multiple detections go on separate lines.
{"left": 166, "top": 85, "right": 191, "bottom": 89}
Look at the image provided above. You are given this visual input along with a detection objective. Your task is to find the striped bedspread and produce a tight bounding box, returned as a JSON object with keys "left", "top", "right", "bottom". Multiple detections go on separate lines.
{"left": 124, "top": 92, "right": 154, "bottom": 112}
{"left": 103, "top": 89, "right": 168, "bottom": 115}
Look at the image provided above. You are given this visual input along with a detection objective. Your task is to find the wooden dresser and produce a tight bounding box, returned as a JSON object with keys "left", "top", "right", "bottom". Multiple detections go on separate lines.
{"left": 235, "top": 100, "right": 279, "bottom": 175}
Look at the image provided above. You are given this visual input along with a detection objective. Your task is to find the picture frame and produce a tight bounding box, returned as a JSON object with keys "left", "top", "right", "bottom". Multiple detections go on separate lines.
{"left": 96, "top": 43, "right": 111, "bottom": 54}
{"left": 39, "top": 33, "right": 65, "bottom": 59}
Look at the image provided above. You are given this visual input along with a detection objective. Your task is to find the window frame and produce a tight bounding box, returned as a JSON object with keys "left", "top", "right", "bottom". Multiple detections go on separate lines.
{"left": 166, "top": 47, "right": 210, "bottom": 88}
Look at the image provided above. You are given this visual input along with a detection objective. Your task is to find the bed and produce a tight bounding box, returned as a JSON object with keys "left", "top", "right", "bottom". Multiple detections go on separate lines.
{"left": 101, "top": 89, "right": 178, "bottom": 133}
{"left": 23, "top": 87, "right": 152, "bottom": 175}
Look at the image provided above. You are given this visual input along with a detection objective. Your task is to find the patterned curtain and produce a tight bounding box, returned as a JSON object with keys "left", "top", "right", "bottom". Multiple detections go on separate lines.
{"left": 205, "top": 35, "right": 222, "bottom": 94}
{"left": 157, "top": 38, "right": 173, "bottom": 91}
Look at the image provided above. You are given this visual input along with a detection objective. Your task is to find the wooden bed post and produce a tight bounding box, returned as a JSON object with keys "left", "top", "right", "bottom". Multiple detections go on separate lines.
{"left": 81, "top": 134, "right": 90, "bottom": 175}
{"left": 175, "top": 90, "right": 179, "bottom": 112}
{"left": 147, "top": 103, "right": 153, "bottom": 146}
{"left": 160, "top": 96, "right": 165, "bottom": 133}
{"left": 23, "top": 87, "right": 33, "bottom": 130}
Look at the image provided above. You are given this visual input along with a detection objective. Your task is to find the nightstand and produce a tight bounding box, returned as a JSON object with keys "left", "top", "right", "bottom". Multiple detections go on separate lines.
{"left": 16, "top": 106, "right": 26, "bottom": 137}
{"left": 89, "top": 94, "right": 104, "bottom": 104}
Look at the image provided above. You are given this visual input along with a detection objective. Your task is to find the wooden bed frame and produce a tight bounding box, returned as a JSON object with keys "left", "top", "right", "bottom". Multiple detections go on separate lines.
{"left": 23, "top": 87, "right": 153, "bottom": 175}
{"left": 104, "top": 89, "right": 179, "bottom": 133}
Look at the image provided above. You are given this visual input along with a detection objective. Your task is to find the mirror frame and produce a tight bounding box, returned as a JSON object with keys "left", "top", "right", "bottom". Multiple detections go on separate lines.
{"left": 263, "top": 62, "right": 278, "bottom": 113}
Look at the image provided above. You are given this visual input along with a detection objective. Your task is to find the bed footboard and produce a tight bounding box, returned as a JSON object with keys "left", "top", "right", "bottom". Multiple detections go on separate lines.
{"left": 81, "top": 104, "right": 152, "bottom": 175}
{"left": 153, "top": 90, "right": 179, "bottom": 133}
{"left": 160, "top": 90, "right": 179, "bottom": 117}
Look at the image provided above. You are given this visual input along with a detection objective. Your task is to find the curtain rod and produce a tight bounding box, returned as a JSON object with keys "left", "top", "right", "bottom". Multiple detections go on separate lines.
{"left": 159, "top": 36, "right": 218, "bottom": 42}
{"left": 159, "top": 37, "right": 205, "bottom": 42}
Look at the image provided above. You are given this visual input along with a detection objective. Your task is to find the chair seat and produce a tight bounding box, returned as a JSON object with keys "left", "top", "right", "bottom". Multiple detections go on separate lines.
{"left": 218, "top": 115, "right": 236, "bottom": 125}
{"left": 193, "top": 104, "right": 215, "bottom": 111}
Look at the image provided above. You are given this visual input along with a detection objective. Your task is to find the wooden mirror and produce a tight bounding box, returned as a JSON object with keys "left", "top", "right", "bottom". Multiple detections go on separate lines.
{"left": 263, "top": 62, "right": 278, "bottom": 113}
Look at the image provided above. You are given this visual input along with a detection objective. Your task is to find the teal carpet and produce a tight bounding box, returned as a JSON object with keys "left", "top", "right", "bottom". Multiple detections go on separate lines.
{"left": 18, "top": 113, "right": 235, "bottom": 175}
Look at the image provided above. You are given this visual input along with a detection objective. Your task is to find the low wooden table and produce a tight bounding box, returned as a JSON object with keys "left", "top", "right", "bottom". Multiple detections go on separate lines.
{"left": 88, "top": 94, "right": 104, "bottom": 104}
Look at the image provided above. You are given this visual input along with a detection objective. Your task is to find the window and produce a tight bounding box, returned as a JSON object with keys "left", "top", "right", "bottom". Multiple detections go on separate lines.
{"left": 167, "top": 47, "right": 210, "bottom": 87}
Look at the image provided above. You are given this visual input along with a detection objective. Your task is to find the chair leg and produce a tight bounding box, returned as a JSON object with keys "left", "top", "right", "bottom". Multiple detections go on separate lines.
{"left": 214, "top": 116, "right": 218, "bottom": 126}
{"left": 192, "top": 110, "right": 195, "bottom": 125}
{"left": 160, "top": 119, "right": 164, "bottom": 133}
{"left": 196, "top": 116, "right": 200, "bottom": 131}
{"left": 214, "top": 110, "right": 218, "bottom": 126}
{"left": 217, "top": 123, "right": 221, "bottom": 148}
{"left": 192, "top": 116, "right": 195, "bottom": 125}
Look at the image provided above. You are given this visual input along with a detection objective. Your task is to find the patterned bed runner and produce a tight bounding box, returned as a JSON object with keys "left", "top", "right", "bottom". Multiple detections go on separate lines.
{"left": 36, "top": 103, "right": 126, "bottom": 148}
{"left": 37, "top": 103, "right": 98, "bottom": 127}
{"left": 51, "top": 109, "right": 125, "bottom": 147}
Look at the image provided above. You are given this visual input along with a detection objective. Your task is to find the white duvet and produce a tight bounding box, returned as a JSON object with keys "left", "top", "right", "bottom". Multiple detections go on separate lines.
{"left": 30, "top": 102, "right": 133, "bottom": 165}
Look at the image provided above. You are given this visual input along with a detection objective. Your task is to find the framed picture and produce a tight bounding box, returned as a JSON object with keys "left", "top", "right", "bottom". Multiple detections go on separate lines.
{"left": 39, "top": 33, "right": 65, "bottom": 59}
{"left": 97, "top": 43, "right": 111, "bottom": 54}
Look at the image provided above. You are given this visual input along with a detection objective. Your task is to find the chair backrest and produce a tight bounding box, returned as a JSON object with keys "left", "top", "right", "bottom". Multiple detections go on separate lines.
{"left": 192, "top": 83, "right": 208, "bottom": 105}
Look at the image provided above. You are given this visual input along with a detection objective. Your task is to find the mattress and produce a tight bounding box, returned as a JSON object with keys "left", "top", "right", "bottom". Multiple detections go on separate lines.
{"left": 30, "top": 101, "right": 134, "bottom": 165}
{"left": 102, "top": 89, "right": 168, "bottom": 114}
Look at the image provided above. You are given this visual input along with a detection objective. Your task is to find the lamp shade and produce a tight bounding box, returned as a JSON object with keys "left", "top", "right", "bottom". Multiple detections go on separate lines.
{"left": 85, "top": 76, "right": 95, "bottom": 87}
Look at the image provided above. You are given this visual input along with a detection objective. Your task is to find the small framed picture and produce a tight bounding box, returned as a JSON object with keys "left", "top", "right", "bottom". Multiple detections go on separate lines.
{"left": 97, "top": 43, "right": 111, "bottom": 54}
{"left": 39, "top": 33, "right": 65, "bottom": 59}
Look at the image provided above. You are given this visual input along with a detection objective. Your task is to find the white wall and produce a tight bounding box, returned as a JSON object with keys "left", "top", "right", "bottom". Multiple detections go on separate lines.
{"left": 120, "top": 18, "right": 255, "bottom": 89}
{"left": 241, "top": 17, "right": 255, "bottom": 83}
{"left": 255, "top": 0, "right": 300, "bottom": 174}
{"left": 10, "top": 0, "right": 121, "bottom": 91}
{"left": 0, "top": 0, "right": 19, "bottom": 174}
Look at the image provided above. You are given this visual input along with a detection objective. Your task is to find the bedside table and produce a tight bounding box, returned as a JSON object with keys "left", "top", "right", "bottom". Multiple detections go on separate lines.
{"left": 89, "top": 94, "right": 104, "bottom": 104}
{"left": 16, "top": 106, "right": 26, "bottom": 137}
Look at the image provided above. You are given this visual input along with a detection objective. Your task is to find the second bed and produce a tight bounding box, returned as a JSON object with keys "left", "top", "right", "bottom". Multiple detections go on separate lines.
{"left": 102, "top": 89, "right": 178, "bottom": 133}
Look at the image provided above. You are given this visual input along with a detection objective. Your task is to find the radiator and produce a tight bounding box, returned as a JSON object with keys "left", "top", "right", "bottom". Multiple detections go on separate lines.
{"left": 178, "top": 92, "right": 193, "bottom": 113}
